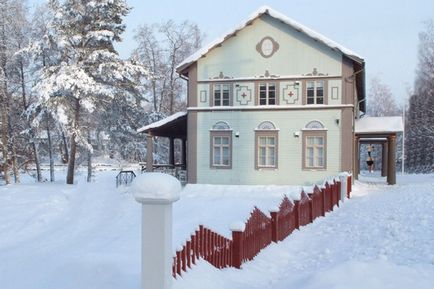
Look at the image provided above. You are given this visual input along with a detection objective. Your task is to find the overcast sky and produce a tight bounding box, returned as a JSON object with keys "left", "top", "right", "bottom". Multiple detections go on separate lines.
{"left": 29, "top": 0, "right": 434, "bottom": 105}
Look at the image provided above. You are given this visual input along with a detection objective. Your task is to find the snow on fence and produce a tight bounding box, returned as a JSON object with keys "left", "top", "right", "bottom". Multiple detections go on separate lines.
{"left": 172, "top": 175, "right": 352, "bottom": 278}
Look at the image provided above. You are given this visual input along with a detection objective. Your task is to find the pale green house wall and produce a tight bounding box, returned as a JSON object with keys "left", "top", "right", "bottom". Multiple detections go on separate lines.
{"left": 196, "top": 110, "right": 343, "bottom": 185}
{"left": 186, "top": 13, "right": 356, "bottom": 185}
{"left": 197, "top": 15, "right": 342, "bottom": 80}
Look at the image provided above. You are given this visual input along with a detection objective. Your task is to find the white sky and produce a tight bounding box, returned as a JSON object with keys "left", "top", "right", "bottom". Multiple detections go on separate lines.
{"left": 29, "top": 0, "right": 434, "bottom": 105}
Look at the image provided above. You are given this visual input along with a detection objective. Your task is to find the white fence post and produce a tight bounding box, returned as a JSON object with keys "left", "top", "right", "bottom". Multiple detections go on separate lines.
{"left": 133, "top": 173, "right": 181, "bottom": 289}
{"left": 338, "top": 172, "right": 348, "bottom": 202}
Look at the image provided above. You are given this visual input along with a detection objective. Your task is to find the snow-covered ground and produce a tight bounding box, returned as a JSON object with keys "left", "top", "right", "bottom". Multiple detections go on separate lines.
{"left": 1, "top": 170, "right": 433, "bottom": 289}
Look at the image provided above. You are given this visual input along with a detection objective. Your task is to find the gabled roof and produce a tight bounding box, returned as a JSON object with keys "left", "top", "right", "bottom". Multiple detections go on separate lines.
{"left": 176, "top": 5, "right": 364, "bottom": 74}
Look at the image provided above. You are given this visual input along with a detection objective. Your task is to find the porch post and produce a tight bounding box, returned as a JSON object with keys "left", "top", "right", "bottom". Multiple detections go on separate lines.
{"left": 387, "top": 135, "right": 396, "bottom": 185}
{"left": 146, "top": 134, "right": 153, "bottom": 172}
{"left": 182, "top": 139, "right": 187, "bottom": 169}
{"left": 354, "top": 136, "right": 360, "bottom": 180}
{"left": 381, "top": 142, "right": 388, "bottom": 177}
{"left": 169, "top": 138, "right": 175, "bottom": 166}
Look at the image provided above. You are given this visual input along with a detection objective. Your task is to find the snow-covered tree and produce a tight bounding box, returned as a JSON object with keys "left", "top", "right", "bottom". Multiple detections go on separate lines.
{"left": 0, "top": 0, "right": 33, "bottom": 184}
{"left": 406, "top": 20, "right": 434, "bottom": 173}
{"left": 29, "top": 0, "right": 148, "bottom": 184}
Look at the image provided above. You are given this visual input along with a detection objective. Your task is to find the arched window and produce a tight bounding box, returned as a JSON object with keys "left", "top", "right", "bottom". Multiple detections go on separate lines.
{"left": 257, "top": 120, "right": 277, "bottom": 130}
{"left": 210, "top": 121, "right": 232, "bottom": 169}
{"left": 305, "top": 120, "right": 325, "bottom": 130}
{"left": 303, "top": 120, "right": 327, "bottom": 170}
{"left": 255, "top": 121, "right": 278, "bottom": 169}
{"left": 212, "top": 121, "right": 231, "bottom": 130}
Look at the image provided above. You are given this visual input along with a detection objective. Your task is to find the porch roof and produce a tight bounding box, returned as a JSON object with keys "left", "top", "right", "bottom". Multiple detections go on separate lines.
{"left": 137, "top": 111, "right": 187, "bottom": 139}
{"left": 355, "top": 116, "right": 403, "bottom": 137}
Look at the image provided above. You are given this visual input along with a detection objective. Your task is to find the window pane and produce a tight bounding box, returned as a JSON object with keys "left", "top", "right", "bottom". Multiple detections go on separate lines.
{"left": 316, "top": 147, "right": 324, "bottom": 166}
{"left": 307, "top": 157, "right": 314, "bottom": 167}
{"left": 222, "top": 137, "right": 229, "bottom": 145}
{"left": 260, "top": 89, "right": 267, "bottom": 105}
{"left": 315, "top": 137, "right": 324, "bottom": 145}
{"left": 307, "top": 88, "right": 314, "bottom": 98}
{"left": 267, "top": 137, "right": 275, "bottom": 145}
{"left": 214, "top": 147, "right": 221, "bottom": 164}
{"left": 259, "top": 137, "right": 266, "bottom": 146}
{"left": 316, "top": 97, "right": 324, "bottom": 104}
{"left": 307, "top": 147, "right": 314, "bottom": 157}
{"left": 268, "top": 90, "right": 276, "bottom": 105}
{"left": 307, "top": 137, "right": 314, "bottom": 145}
{"left": 268, "top": 147, "right": 275, "bottom": 165}
{"left": 307, "top": 97, "right": 314, "bottom": 104}
{"left": 259, "top": 155, "right": 266, "bottom": 166}
{"left": 222, "top": 147, "right": 230, "bottom": 165}
{"left": 307, "top": 81, "right": 315, "bottom": 98}
{"left": 214, "top": 137, "right": 221, "bottom": 145}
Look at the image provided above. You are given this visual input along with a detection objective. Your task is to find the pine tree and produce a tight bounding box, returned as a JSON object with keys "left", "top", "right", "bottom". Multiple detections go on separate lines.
{"left": 29, "top": 0, "right": 148, "bottom": 184}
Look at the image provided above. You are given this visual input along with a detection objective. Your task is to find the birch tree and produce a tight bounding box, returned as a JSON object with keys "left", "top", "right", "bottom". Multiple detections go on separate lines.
{"left": 133, "top": 20, "right": 203, "bottom": 114}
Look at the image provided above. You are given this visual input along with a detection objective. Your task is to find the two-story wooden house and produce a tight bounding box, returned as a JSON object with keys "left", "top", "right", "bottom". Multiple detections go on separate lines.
{"left": 139, "top": 6, "right": 366, "bottom": 185}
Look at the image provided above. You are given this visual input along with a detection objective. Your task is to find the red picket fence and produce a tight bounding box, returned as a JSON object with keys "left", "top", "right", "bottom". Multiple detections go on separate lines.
{"left": 172, "top": 175, "right": 352, "bottom": 278}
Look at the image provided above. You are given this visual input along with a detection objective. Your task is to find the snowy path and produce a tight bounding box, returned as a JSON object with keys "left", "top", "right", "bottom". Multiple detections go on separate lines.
{"left": 175, "top": 176, "right": 434, "bottom": 289}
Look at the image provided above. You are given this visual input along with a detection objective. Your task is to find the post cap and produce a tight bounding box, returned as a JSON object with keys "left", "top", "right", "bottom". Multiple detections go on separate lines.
{"left": 132, "top": 173, "right": 181, "bottom": 204}
{"left": 230, "top": 221, "right": 246, "bottom": 232}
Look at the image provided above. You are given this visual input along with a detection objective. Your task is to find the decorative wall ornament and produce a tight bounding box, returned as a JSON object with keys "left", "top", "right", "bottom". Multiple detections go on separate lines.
{"left": 256, "top": 36, "right": 279, "bottom": 58}
{"left": 305, "top": 120, "right": 325, "bottom": 130}
{"left": 304, "top": 68, "right": 328, "bottom": 76}
{"left": 257, "top": 70, "right": 279, "bottom": 78}
{"left": 257, "top": 121, "right": 277, "bottom": 130}
{"left": 212, "top": 121, "right": 231, "bottom": 130}
{"left": 282, "top": 82, "right": 300, "bottom": 104}
{"left": 200, "top": 90, "right": 208, "bottom": 103}
{"left": 331, "top": 87, "right": 339, "bottom": 100}
{"left": 236, "top": 85, "right": 253, "bottom": 105}
{"left": 211, "top": 71, "right": 233, "bottom": 80}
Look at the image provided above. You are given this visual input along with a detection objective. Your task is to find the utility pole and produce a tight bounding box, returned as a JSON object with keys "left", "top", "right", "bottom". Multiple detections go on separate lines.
{"left": 402, "top": 101, "right": 405, "bottom": 174}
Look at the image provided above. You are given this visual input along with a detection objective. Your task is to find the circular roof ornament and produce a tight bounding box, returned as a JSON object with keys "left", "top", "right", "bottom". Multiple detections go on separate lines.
{"left": 256, "top": 36, "right": 279, "bottom": 58}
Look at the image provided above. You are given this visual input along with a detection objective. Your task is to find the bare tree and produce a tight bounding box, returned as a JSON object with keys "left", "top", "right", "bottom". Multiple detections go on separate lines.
{"left": 367, "top": 77, "right": 400, "bottom": 117}
{"left": 133, "top": 20, "right": 203, "bottom": 114}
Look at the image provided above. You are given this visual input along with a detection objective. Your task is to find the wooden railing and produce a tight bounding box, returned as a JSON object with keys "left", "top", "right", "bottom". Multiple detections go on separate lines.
{"left": 172, "top": 175, "right": 352, "bottom": 278}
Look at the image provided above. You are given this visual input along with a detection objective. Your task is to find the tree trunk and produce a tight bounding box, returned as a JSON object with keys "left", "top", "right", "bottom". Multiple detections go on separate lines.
{"left": 66, "top": 98, "right": 79, "bottom": 185}
{"left": 87, "top": 130, "right": 92, "bottom": 183}
{"left": 62, "top": 131, "right": 69, "bottom": 164}
{"left": 10, "top": 139, "right": 19, "bottom": 183}
{"left": 32, "top": 141, "right": 42, "bottom": 182}
{"left": 0, "top": 72, "right": 10, "bottom": 184}
{"left": 46, "top": 114, "right": 54, "bottom": 182}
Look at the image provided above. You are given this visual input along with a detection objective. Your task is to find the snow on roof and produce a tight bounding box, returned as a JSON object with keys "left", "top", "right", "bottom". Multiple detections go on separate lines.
{"left": 177, "top": 5, "right": 364, "bottom": 73}
{"left": 355, "top": 116, "right": 404, "bottom": 134}
{"left": 137, "top": 111, "right": 187, "bottom": 133}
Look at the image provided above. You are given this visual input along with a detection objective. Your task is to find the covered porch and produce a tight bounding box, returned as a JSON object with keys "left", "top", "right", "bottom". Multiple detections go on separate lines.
{"left": 354, "top": 116, "right": 404, "bottom": 185}
{"left": 137, "top": 112, "right": 188, "bottom": 182}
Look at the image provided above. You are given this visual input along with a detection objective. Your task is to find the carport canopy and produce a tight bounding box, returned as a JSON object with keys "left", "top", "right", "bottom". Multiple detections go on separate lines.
{"left": 354, "top": 116, "right": 404, "bottom": 185}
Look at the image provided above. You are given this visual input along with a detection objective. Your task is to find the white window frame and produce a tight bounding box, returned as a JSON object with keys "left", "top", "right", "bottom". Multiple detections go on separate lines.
{"left": 258, "top": 82, "right": 278, "bottom": 105}
{"left": 306, "top": 80, "right": 325, "bottom": 105}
